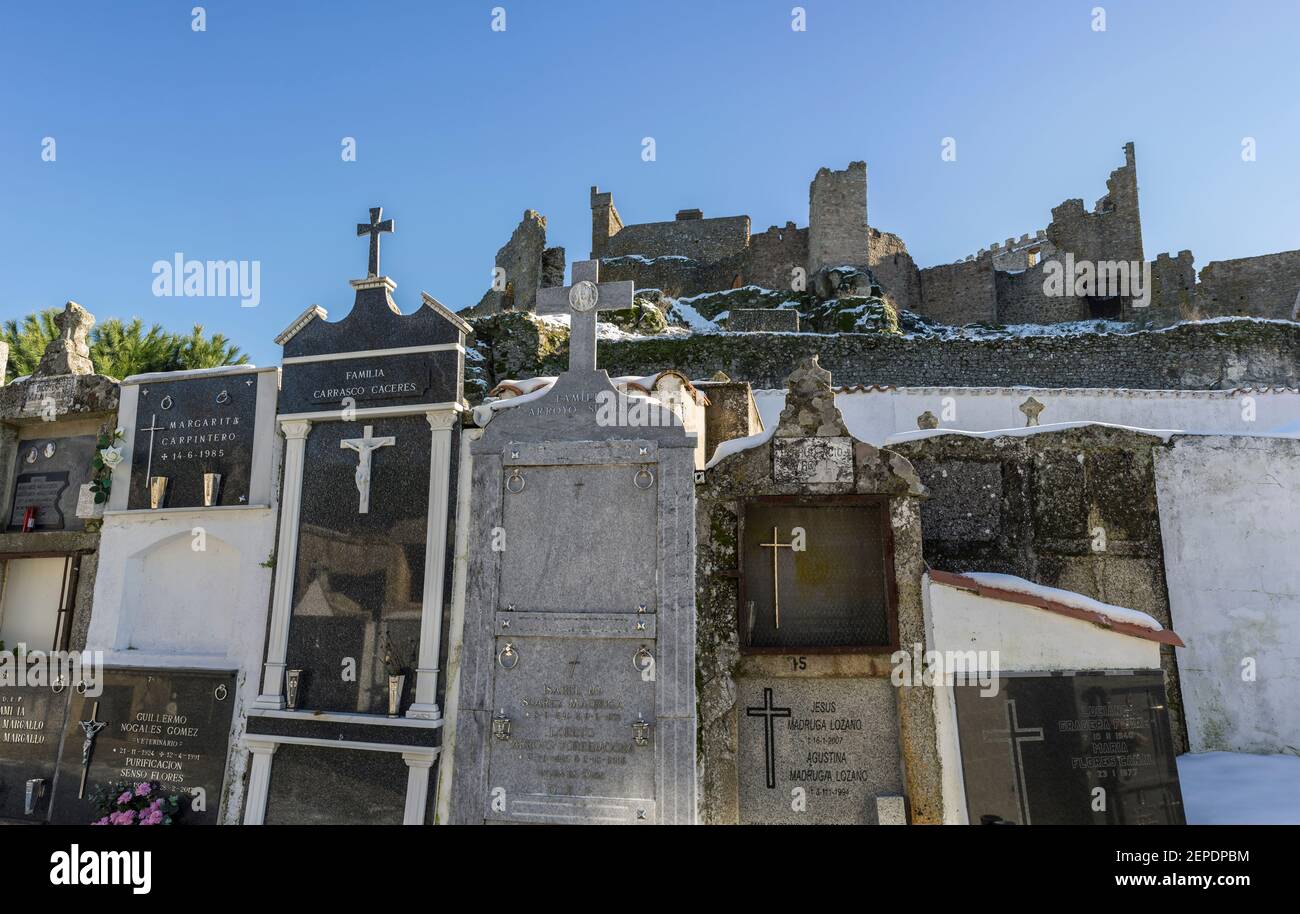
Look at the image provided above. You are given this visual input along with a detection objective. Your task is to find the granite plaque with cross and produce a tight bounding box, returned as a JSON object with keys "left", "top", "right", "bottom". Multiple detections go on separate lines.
{"left": 127, "top": 372, "right": 259, "bottom": 509}
{"left": 6, "top": 434, "right": 97, "bottom": 531}
{"left": 954, "top": 671, "right": 1185, "bottom": 824}
{"left": 48, "top": 668, "right": 238, "bottom": 825}
{"left": 736, "top": 677, "right": 903, "bottom": 824}
{"left": 447, "top": 260, "right": 698, "bottom": 824}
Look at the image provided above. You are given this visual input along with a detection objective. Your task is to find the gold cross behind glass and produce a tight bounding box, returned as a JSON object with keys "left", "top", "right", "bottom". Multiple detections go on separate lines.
{"left": 760, "top": 526, "right": 793, "bottom": 629}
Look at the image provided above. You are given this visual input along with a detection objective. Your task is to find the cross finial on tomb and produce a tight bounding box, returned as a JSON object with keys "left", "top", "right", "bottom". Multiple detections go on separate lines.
{"left": 357, "top": 206, "right": 395, "bottom": 278}
{"left": 534, "top": 260, "right": 635, "bottom": 373}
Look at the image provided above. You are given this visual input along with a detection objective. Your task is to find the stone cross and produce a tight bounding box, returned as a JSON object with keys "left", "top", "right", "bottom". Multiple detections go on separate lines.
{"left": 35, "top": 301, "right": 95, "bottom": 377}
{"left": 535, "top": 260, "right": 634, "bottom": 373}
{"left": 340, "top": 425, "right": 395, "bottom": 514}
{"left": 1018, "top": 396, "right": 1045, "bottom": 427}
{"left": 745, "top": 687, "right": 791, "bottom": 790}
{"left": 357, "top": 206, "right": 395, "bottom": 278}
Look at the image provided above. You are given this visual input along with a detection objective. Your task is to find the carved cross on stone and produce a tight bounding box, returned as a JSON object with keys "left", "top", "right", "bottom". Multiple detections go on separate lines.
{"left": 35, "top": 301, "right": 95, "bottom": 377}
{"left": 1018, "top": 396, "right": 1045, "bottom": 427}
{"left": 534, "top": 260, "right": 634, "bottom": 373}
{"left": 357, "top": 206, "right": 395, "bottom": 278}
{"left": 340, "top": 425, "right": 395, "bottom": 514}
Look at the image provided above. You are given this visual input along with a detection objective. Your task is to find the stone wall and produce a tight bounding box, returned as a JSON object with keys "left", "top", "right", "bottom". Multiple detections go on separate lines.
{"left": 602, "top": 211, "right": 751, "bottom": 263}
{"left": 468, "top": 210, "right": 563, "bottom": 315}
{"left": 589, "top": 319, "right": 1298, "bottom": 391}
{"left": 888, "top": 425, "right": 1188, "bottom": 752}
{"left": 1196, "top": 249, "right": 1300, "bottom": 321}
{"left": 868, "top": 228, "right": 920, "bottom": 314}
{"left": 916, "top": 257, "right": 998, "bottom": 325}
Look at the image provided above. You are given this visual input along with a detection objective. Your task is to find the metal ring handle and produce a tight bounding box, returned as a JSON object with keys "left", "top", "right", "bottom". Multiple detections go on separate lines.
{"left": 632, "top": 647, "right": 654, "bottom": 672}
{"left": 506, "top": 469, "right": 525, "bottom": 494}
{"left": 634, "top": 468, "right": 654, "bottom": 490}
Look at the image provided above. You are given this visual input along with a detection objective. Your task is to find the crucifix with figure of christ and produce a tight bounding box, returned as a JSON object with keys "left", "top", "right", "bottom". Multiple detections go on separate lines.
{"left": 340, "top": 425, "right": 395, "bottom": 514}
{"left": 357, "top": 206, "right": 395, "bottom": 277}
{"left": 535, "top": 260, "right": 634, "bottom": 373}
{"left": 77, "top": 701, "right": 107, "bottom": 799}
{"left": 760, "top": 526, "right": 794, "bottom": 629}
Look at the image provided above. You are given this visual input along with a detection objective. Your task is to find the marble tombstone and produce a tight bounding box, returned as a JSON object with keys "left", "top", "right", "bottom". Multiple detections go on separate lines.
{"left": 444, "top": 261, "right": 698, "bottom": 824}
{"left": 242, "top": 208, "right": 469, "bottom": 825}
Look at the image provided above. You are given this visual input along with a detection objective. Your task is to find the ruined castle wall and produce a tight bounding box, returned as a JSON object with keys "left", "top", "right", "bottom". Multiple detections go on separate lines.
{"left": 1196, "top": 249, "right": 1300, "bottom": 321}
{"left": 741, "top": 223, "right": 808, "bottom": 292}
{"left": 868, "top": 228, "right": 921, "bottom": 314}
{"left": 589, "top": 320, "right": 1298, "bottom": 391}
{"left": 808, "top": 162, "right": 868, "bottom": 273}
{"left": 597, "top": 255, "right": 709, "bottom": 299}
{"left": 916, "top": 257, "right": 998, "bottom": 325}
{"left": 603, "top": 214, "right": 751, "bottom": 262}
{"left": 995, "top": 262, "right": 1091, "bottom": 324}
{"left": 471, "top": 210, "right": 548, "bottom": 314}
{"left": 1147, "top": 251, "right": 1198, "bottom": 326}
{"left": 1045, "top": 143, "right": 1144, "bottom": 266}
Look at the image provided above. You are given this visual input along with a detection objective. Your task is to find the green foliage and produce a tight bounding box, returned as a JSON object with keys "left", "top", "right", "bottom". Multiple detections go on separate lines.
{"left": 1, "top": 308, "right": 250, "bottom": 382}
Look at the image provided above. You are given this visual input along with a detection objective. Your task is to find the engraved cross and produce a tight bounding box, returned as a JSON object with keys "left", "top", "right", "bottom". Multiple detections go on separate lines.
{"left": 745, "top": 688, "right": 791, "bottom": 790}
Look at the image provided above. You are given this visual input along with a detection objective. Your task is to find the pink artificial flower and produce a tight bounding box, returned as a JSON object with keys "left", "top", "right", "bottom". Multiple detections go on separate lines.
{"left": 134, "top": 782, "right": 152, "bottom": 797}
{"left": 139, "top": 810, "right": 164, "bottom": 826}
{"left": 110, "top": 809, "right": 137, "bottom": 825}
{"left": 91, "top": 816, "right": 109, "bottom": 826}
{"left": 148, "top": 798, "right": 163, "bottom": 811}
{"left": 116, "top": 790, "right": 133, "bottom": 805}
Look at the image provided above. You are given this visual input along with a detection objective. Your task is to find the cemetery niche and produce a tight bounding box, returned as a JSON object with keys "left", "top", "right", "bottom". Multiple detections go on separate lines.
{"left": 242, "top": 206, "right": 466, "bottom": 826}
{"left": 694, "top": 356, "right": 939, "bottom": 825}
{"left": 444, "top": 260, "right": 698, "bottom": 825}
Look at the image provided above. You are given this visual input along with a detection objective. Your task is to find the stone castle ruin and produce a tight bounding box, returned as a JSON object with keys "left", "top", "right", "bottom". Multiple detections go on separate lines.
{"left": 469, "top": 143, "right": 1300, "bottom": 335}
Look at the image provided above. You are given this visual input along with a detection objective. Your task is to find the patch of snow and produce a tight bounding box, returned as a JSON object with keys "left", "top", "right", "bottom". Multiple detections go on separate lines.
{"left": 704, "top": 427, "right": 775, "bottom": 469}
{"left": 957, "top": 571, "right": 1164, "bottom": 631}
{"left": 885, "top": 420, "right": 1183, "bottom": 446}
{"left": 670, "top": 299, "right": 719, "bottom": 332}
{"left": 602, "top": 254, "right": 692, "bottom": 264}
{"left": 1177, "top": 751, "right": 1300, "bottom": 824}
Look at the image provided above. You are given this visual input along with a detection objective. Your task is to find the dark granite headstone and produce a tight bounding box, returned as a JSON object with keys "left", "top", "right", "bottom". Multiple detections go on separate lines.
{"left": 6, "top": 435, "right": 97, "bottom": 531}
{"left": 0, "top": 685, "right": 70, "bottom": 821}
{"left": 49, "top": 668, "right": 237, "bottom": 825}
{"left": 285, "top": 414, "right": 431, "bottom": 715}
{"left": 262, "top": 745, "right": 408, "bottom": 825}
{"left": 127, "top": 373, "right": 259, "bottom": 509}
{"left": 955, "top": 671, "right": 1184, "bottom": 825}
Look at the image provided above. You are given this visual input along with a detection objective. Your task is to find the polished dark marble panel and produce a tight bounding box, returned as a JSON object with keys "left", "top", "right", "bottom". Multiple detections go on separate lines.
{"left": 262, "top": 744, "right": 408, "bottom": 825}
{"left": 49, "top": 667, "right": 237, "bottom": 825}
{"left": 245, "top": 715, "right": 439, "bottom": 747}
{"left": 282, "top": 286, "right": 462, "bottom": 358}
{"left": 279, "top": 349, "right": 460, "bottom": 415}
{"left": 0, "top": 684, "right": 70, "bottom": 821}
{"left": 7, "top": 434, "right": 96, "bottom": 531}
{"left": 286, "top": 416, "right": 430, "bottom": 715}
{"left": 955, "top": 671, "right": 1184, "bottom": 825}
{"left": 128, "top": 375, "right": 258, "bottom": 509}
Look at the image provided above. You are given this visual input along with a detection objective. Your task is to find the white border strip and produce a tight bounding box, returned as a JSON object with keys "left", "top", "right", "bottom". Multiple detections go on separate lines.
{"left": 282, "top": 343, "right": 463, "bottom": 364}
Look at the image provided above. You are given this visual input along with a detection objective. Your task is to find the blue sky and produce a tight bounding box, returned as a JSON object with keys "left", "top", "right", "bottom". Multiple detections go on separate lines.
{"left": 2, "top": 0, "right": 1297, "bottom": 367}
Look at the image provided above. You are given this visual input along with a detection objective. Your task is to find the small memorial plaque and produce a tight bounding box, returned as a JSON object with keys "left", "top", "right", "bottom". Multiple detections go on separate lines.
{"left": 6, "top": 435, "right": 97, "bottom": 531}
{"left": 955, "top": 672, "right": 1185, "bottom": 825}
{"left": 50, "top": 668, "right": 238, "bottom": 825}
{"left": 737, "top": 677, "right": 903, "bottom": 824}
{"left": 128, "top": 374, "right": 258, "bottom": 510}
{"left": 0, "top": 686, "right": 70, "bottom": 821}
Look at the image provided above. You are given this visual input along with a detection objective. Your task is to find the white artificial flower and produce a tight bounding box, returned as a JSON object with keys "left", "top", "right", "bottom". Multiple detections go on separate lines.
{"left": 99, "top": 446, "right": 124, "bottom": 468}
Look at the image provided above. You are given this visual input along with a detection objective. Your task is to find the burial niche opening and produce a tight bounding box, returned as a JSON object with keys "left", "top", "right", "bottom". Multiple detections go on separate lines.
{"left": 740, "top": 497, "right": 895, "bottom": 651}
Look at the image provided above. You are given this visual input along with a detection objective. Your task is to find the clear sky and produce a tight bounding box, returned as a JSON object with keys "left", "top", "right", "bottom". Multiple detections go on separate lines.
{"left": 2, "top": 0, "right": 1297, "bottom": 367}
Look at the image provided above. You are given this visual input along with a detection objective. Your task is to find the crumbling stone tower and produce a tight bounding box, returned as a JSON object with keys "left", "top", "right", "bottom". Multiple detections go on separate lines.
{"left": 807, "top": 161, "right": 869, "bottom": 275}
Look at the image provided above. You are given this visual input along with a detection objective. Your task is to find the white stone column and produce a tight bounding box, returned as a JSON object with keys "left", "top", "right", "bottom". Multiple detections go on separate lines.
{"left": 406, "top": 409, "right": 458, "bottom": 720}
{"left": 255, "top": 419, "right": 312, "bottom": 709}
{"left": 402, "top": 751, "right": 436, "bottom": 825}
{"left": 242, "top": 738, "right": 279, "bottom": 825}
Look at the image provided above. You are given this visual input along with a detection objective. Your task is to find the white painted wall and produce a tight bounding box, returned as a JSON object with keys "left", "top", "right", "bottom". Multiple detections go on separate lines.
{"left": 752, "top": 386, "right": 1300, "bottom": 445}
{"left": 1153, "top": 435, "right": 1300, "bottom": 754}
{"left": 87, "top": 365, "right": 282, "bottom": 823}
{"left": 922, "top": 574, "right": 1164, "bottom": 823}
